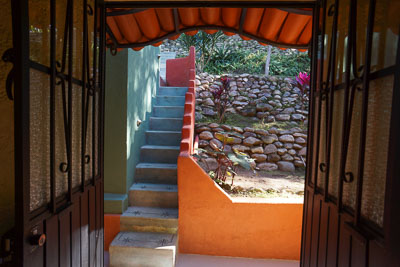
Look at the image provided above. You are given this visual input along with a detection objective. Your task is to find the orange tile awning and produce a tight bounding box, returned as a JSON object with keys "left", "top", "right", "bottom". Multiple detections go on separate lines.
{"left": 106, "top": 7, "right": 312, "bottom": 52}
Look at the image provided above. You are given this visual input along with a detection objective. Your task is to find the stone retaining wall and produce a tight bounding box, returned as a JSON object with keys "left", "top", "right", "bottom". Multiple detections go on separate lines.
{"left": 195, "top": 73, "right": 309, "bottom": 125}
{"left": 196, "top": 123, "right": 307, "bottom": 172}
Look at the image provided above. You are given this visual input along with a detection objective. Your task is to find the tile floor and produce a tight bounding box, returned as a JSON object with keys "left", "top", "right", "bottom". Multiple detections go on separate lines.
{"left": 104, "top": 252, "right": 299, "bottom": 267}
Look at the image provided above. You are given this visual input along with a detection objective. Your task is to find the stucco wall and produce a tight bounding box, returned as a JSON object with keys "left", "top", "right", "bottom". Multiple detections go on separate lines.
{"left": 178, "top": 156, "right": 303, "bottom": 260}
{"left": 0, "top": 0, "right": 14, "bottom": 237}
{"left": 126, "top": 47, "right": 160, "bottom": 191}
{"left": 104, "top": 46, "right": 159, "bottom": 213}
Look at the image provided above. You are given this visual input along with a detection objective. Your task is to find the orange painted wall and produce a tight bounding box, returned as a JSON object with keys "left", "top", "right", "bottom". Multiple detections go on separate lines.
{"left": 178, "top": 156, "right": 303, "bottom": 260}
{"left": 166, "top": 47, "right": 196, "bottom": 87}
{"left": 104, "top": 214, "right": 120, "bottom": 251}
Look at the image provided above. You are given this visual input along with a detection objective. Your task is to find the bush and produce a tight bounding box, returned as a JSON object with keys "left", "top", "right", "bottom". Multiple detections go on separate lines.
{"left": 177, "top": 31, "right": 311, "bottom": 76}
{"left": 204, "top": 45, "right": 310, "bottom": 76}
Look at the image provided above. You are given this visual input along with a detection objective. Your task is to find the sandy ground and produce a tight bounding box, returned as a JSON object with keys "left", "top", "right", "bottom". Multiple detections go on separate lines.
{"left": 198, "top": 162, "right": 305, "bottom": 199}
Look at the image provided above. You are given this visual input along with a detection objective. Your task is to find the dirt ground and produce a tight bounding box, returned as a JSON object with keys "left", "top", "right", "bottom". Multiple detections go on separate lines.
{"left": 199, "top": 162, "right": 305, "bottom": 199}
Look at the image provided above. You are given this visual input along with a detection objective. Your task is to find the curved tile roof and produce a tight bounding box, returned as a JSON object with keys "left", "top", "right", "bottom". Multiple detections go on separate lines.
{"left": 106, "top": 7, "right": 312, "bottom": 52}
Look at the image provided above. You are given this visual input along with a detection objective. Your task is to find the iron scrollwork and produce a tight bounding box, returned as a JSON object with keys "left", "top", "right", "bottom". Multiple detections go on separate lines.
{"left": 2, "top": 48, "right": 15, "bottom": 100}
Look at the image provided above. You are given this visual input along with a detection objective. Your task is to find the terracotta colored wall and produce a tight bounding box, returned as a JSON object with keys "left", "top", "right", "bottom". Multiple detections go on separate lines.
{"left": 165, "top": 47, "right": 195, "bottom": 87}
{"left": 177, "top": 46, "right": 303, "bottom": 260}
{"left": 104, "top": 214, "right": 121, "bottom": 251}
{"left": 178, "top": 156, "right": 303, "bottom": 260}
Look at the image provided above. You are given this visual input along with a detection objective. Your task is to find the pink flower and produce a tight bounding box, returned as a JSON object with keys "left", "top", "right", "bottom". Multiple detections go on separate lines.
{"left": 296, "top": 72, "right": 310, "bottom": 87}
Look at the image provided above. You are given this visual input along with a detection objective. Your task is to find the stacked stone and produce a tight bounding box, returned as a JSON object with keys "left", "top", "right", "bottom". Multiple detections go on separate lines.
{"left": 196, "top": 123, "right": 307, "bottom": 172}
{"left": 194, "top": 73, "right": 309, "bottom": 124}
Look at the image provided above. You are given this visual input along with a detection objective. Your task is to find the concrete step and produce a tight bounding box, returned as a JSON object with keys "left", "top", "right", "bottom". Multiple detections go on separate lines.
{"left": 140, "top": 145, "right": 180, "bottom": 164}
{"left": 129, "top": 183, "right": 178, "bottom": 208}
{"left": 149, "top": 117, "right": 183, "bottom": 131}
{"left": 135, "top": 163, "right": 177, "bottom": 184}
{"left": 153, "top": 106, "right": 184, "bottom": 118}
{"left": 120, "top": 206, "right": 178, "bottom": 234}
{"left": 158, "top": 86, "right": 188, "bottom": 96}
{"left": 156, "top": 95, "right": 185, "bottom": 106}
{"left": 109, "top": 231, "right": 177, "bottom": 267}
{"left": 146, "top": 130, "right": 181, "bottom": 146}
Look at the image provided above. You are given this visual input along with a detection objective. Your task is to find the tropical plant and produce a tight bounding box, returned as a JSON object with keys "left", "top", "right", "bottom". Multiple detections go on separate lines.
{"left": 193, "top": 131, "right": 255, "bottom": 188}
{"left": 179, "top": 31, "right": 226, "bottom": 72}
{"left": 211, "top": 77, "right": 231, "bottom": 123}
{"left": 294, "top": 72, "right": 310, "bottom": 111}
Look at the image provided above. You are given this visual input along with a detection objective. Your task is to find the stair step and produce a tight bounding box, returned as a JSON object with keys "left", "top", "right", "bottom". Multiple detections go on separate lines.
{"left": 156, "top": 95, "right": 185, "bottom": 106}
{"left": 158, "top": 86, "right": 188, "bottom": 96}
{"left": 135, "top": 163, "right": 177, "bottom": 184}
{"left": 146, "top": 130, "right": 181, "bottom": 146}
{"left": 121, "top": 206, "right": 178, "bottom": 234}
{"left": 129, "top": 183, "right": 178, "bottom": 208}
{"left": 140, "top": 145, "right": 180, "bottom": 164}
{"left": 153, "top": 106, "right": 184, "bottom": 118}
{"left": 109, "top": 231, "right": 177, "bottom": 267}
{"left": 150, "top": 117, "right": 183, "bottom": 131}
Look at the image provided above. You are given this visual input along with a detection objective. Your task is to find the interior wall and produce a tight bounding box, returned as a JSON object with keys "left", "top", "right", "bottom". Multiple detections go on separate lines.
{"left": 0, "top": 0, "right": 14, "bottom": 237}
{"left": 104, "top": 46, "right": 159, "bottom": 213}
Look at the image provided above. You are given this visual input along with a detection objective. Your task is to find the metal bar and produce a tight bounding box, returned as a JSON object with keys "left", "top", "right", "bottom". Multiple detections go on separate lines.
{"left": 173, "top": 8, "right": 180, "bottom": 34}
{"left": 92, "top": 1, "right": 98, "bottom": 185}
{"left": 12, "top": 0, "right": 30, "bottom": 264}
{"left": 30, "top": 60, "right": 85, "bottom": 86}
{"left": 301, "top": 3, "right": 319, "bottom": 264}
{"left": 68, "top": 0, "right": 74, "bottom": 201}
{"left": 105, "top": 24, "right": 120, "bottom": 51}
{"left": 105, "top": 1, "right": 315, "bottom": 9}
{"left": 338, "top": 0, "right": 356, "bottom": 210}
{"left": 238, "top": 8, "right": 247, "bottom": 33}
{"left": 50, "top": 0, "right": 57, "bottom": 213}
{"left": 106, "top": 8, "right": 147, "bottom": 16}
{"left": 305, "top": 0, "right": 319, "bottom": 190}
{"left": 278, "top": 7, "right": 313, "bottom": 16}
{"left": 313, "top": 0, "right": 327, "bottom": 187}
{"left": 354, "top": 0, "right": 376, "bottom": 226}
{"left": 82, "top": 0, "right": 89, "bottom": 192}
{"left": 324, "top": 0, "right": 339, "bottom": 201}
{"left": 106, "top": 25, "right": 310, "bottom": 49}
{"left": 99, "top": 0, "right": 106, "bottom": 185}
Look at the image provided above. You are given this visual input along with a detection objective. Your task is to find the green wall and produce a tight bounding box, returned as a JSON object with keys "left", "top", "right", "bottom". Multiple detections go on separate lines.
{"left": 104, "top": 46, "right": 160, "bottom": 213}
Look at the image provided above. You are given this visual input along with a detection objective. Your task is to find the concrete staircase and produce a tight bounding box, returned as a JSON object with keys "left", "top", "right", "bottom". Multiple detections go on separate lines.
{"left": 109, "top": 86, "right": 187, "bottom": 267}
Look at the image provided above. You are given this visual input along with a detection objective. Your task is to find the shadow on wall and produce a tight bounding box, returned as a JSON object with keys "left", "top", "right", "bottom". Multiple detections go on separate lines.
{"left": 126, "top": 47, "right": 160, "bottom": 189}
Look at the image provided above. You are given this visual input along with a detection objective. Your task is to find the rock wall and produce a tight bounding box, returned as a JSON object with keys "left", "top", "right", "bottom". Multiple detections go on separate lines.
{"left": 195, "top": 73, "right": 309, "bottom": 124}
{"left": 196, "top": 123, "right": 307, "bottom": 172}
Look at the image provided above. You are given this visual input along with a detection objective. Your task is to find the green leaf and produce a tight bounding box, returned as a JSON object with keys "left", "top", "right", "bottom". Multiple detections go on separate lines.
{"left": 227, "top": 153, "right": 254, "bottom": 170}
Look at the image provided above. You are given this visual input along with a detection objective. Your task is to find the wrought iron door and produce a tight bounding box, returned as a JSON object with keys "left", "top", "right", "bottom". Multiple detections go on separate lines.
{"left": 301, "top": 0, "right": 400, "bottom": 266}
{"left": 7, "top": 0, "right": 105, "bottom": 266}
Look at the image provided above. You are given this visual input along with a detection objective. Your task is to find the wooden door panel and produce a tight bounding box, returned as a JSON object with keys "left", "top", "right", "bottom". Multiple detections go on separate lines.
{"left": 325, "top": 205, "right": 338, "bottom": 267}
{"left": 301, "top": 0, "right": 400, "bottom": 266}
{"left": 10, "top": 0, "right": 105, "bottom": 265}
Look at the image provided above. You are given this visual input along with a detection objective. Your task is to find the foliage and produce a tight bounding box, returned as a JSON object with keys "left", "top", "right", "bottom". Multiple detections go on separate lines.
{"left": 179, "top": 31, "right": 226, "bottom": 72}
{"left": 211, "top": 77, "right": 232, "bottom": 123}
{"left": 202, "top": 45, "right": 310, "bottom": 76}
{"left": 193, "top": 132, "right": 255, "bottom": 187}
{"left": 204, "top": 47, "right": 266, "bottom": 74}
{"left": 197, "top": 113, "right": 307, "bottom": 131}
{"left": 293, "top": 72, "right": 310, "bottom": 111}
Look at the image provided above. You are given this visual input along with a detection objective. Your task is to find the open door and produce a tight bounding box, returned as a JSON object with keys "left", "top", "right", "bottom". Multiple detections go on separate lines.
{"left": 302, "top": 0, "right": 400, "bottom": 266}
{"left": 9, "top": 0, "right": 105, "bottom": 266}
